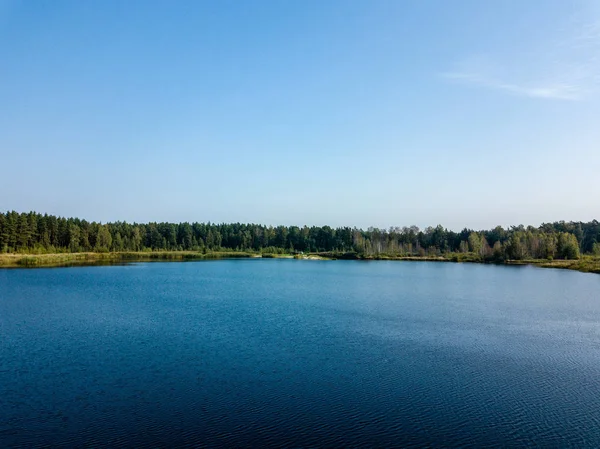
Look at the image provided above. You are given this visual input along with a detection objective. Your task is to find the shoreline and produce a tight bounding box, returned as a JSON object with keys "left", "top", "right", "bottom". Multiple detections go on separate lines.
{"left": 0, "top": 251, "right": 599, "bottom": 274}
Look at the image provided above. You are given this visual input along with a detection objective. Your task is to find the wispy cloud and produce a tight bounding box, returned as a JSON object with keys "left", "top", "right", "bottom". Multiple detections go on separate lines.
{"left": 443, "top": 5, "right": 600, "bottom": 101}
{"left": 442, "top": 70, "right": 585, "bottom": 100}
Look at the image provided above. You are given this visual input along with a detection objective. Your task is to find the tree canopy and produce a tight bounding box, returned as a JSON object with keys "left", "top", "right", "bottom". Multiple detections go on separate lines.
{"left": 1, "top": 211, "right": 598, "bottom": 261}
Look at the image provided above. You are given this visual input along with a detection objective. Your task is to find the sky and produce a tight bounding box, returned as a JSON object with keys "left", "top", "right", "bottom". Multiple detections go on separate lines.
{"left": 1, "top": 0, "right": 599, "bottom": 230}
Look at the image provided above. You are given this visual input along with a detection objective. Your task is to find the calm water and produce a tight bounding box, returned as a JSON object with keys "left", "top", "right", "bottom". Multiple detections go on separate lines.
{"left": 1, "top": 260, "right": 600, "bottom": 447}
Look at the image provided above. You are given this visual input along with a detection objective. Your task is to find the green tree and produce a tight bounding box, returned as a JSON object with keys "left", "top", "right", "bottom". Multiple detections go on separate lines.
{"left": 505, "top": 233, "right": 527, "bottom": 260}
{"left": 557, "top": 232, "right": 580, "bottom": 260}
{"left": 0, "top": 213, "right": 7, "bottom": 252}
{"left": 68, "top": 224, "right": 81, "bottom": 252}
{"left": 5, "top": 212, "right": 18, "bottom": 251}
{"left": 17, "top": 213, "right": 32, "bottom": 250}
{"left": 468, "top": 232, "right": 482, "bottom": 254}
{"left": 112, "top": 232, "right": 123, "bottom": 252}
{"left": 492, "top": 241, "right": 504, "bottom": 261}
{"left": 540, "top": 233, "right": 557, "bottom": 259}
{"left": 95, "top": 225, "right": 113, "bottom": 252}
{"left": 131, "top": 227, "right": 143, "bottom": 251}
{"left": 179, "top": 223, "right": 193, "bottom": 250}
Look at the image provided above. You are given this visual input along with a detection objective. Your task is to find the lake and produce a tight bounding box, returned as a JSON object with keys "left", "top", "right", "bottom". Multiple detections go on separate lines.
{"left": 1, "top": 259, "right": 600, "bottom": 447}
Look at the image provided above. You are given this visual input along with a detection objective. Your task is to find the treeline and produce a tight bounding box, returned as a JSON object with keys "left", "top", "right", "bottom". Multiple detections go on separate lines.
{"left": 1, "top": 211, "right": 599, "bottom": 261}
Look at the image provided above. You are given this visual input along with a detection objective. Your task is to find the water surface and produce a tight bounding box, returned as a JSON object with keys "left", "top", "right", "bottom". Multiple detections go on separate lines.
{"left": 1, "top": 260, "right": 600, "bottom": 447}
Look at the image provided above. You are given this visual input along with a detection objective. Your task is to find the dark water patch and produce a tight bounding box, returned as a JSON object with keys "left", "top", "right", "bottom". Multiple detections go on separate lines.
{"left": 1, "top": 260, "right": 600, "bottom": 447}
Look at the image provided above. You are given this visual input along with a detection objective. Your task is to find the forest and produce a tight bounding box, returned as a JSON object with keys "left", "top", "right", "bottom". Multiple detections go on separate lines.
{"left": 1, "top": 211, "right": 599, "bottom": 262}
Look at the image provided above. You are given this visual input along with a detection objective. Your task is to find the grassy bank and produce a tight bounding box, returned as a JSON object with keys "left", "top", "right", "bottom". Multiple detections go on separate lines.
{"left": 0, "top": 251, "right": 256, "bottom": 268}
{"left": 310, "top": 251, "right": 600, "bottom": 274}
{"left": 1, "top": 251, "right": 599, "bottom": 274}
{"left": 506, "top": 257, "right": 600, "bottom": 274}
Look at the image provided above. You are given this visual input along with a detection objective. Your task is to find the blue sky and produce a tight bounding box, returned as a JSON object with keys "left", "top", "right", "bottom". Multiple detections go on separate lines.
{"left": 1, "top": 0, "right": 599, "bottom": 230}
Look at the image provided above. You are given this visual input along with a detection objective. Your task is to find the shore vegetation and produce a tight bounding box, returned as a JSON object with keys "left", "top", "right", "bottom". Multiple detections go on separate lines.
{"left": 1, "top": 211, "right": 599, "bottom": 273}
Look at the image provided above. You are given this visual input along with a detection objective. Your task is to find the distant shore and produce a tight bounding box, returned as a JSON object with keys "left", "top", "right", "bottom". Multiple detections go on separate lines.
{"left": 0, "top": 251, "right": 254, "bottom": 268}
{"left": 1, "top": 251, "right": 599, "bottom": 274}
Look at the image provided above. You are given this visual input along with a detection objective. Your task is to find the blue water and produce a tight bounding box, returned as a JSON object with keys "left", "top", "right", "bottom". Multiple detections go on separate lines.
{"left": 1, "top": 260, "right": 600, "bottom": 447}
